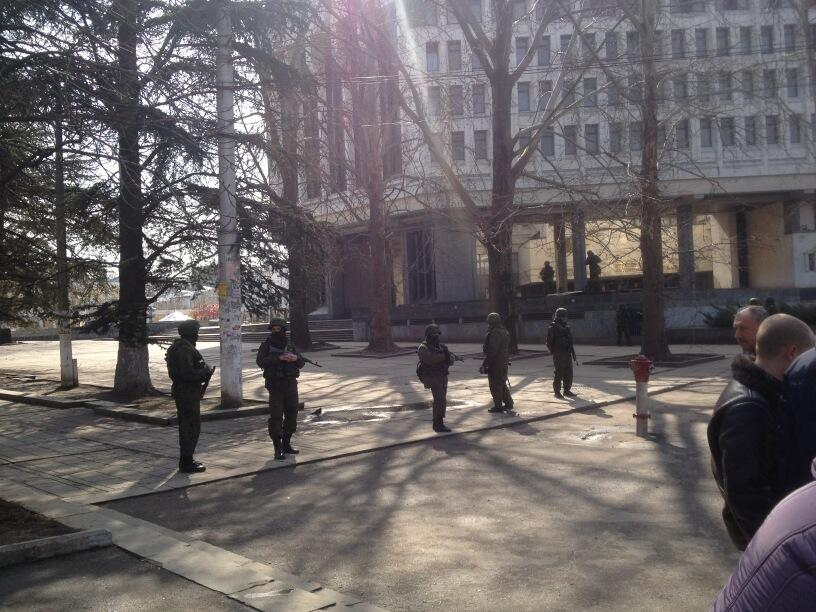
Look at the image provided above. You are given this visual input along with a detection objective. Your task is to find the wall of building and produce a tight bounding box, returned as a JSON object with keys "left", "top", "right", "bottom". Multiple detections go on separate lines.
{"left": 433, "top": 220, "right": 478, "bottom": 301}
{"left": 747, "top": 202, "right": 794, "bottom": 288}
{"left": 708, "top": 211, "right": 739, "bottom": 289}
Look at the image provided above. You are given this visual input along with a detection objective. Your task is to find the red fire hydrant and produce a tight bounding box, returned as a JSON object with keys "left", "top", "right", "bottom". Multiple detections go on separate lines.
{"left": 630, "top": 354, "right": 654, "bottom": 437}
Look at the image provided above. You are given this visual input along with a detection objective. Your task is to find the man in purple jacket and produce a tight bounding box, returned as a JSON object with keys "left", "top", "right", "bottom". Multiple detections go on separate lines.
{"left": 711, "top": 458, "right": 816, "bottom": 611}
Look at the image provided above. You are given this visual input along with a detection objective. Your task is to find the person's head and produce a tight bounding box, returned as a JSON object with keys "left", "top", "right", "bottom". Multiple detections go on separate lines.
{"left": 587, "top": 250, "right": 594, "bottom": 257}
{"left": 178, "top": 320, "right": 201, "bottom": 344}
{"left": 554, "top": 307, "right": 568, "bottom": 323}
{"left": 544, "top": 260, "right": 551, "bottom": 267}
{"left": 486, "top": 312, "right": 502, "bottom": 328}
{"left": 425, "top": 323, "right": 441, "bottom": 345}
{"left": 733, "top": 306, "right": 769, "bottom": 354}
{"left": 754, "top": 314, "right": 814, "bottom": 380}
{"left": 268, "top": 317, "right": 288, "bottom": 334}
{"left": 747, "top": 297, "right": 762, "bottom": 306}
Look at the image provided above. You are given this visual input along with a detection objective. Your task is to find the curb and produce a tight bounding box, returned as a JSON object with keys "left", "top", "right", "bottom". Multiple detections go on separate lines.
{"left": 0, "top": 528, "right": 112, "bottom": 568}
{"left": 0, "top": 390, "right": 86, "bottom": 408}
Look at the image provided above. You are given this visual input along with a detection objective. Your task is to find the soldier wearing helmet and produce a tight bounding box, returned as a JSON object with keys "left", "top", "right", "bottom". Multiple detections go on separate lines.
{"left": 257, "top": 317, "right": 306, "bottom": 460}
{"left": 165, "top": 319, "right": 214, "bottom": 473}
{"left": 546, "top": 308, "right": 578, "bottom": 398}
{"left": 481, "top": 313, "right": 514, "bottom": 413}
{"left": 417, "top": 323, "right": 456, "bottom": 432}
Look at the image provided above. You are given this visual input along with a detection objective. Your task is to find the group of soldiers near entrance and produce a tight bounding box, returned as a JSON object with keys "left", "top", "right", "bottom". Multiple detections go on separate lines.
{"left": 165, "top": 308, "right": 581, "bottom": 469}
{"left": 539, "top": 250, "right": 603, "bottom": 295}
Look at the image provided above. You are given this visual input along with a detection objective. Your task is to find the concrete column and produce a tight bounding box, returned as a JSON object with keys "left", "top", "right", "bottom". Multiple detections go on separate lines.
{"left": 677, "top": 202, "right": 695, "bottom": 292}
{"left": 571, "top": 211, "right": 587, "bottom": 292}
{"left": 554, "top": 222, "right": 568, "bottom": 293}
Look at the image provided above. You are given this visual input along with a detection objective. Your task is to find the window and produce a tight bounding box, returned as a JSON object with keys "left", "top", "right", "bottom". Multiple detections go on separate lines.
{"left": 516, "top": 36, "right": 529, "bottom": 65}
{"left": 607, "top": 80, "right": 620, "bottom": 105}
{"left": 472, "top": 84, "right": 486, "bottom": 114}
{"left": 760, "top": 26, "right": 774, "bottom": 53}
{"left": 605, "top": 32, "right": 619, "bottom": 60}
{"left": 807, "top": 253, "right": 816, "bottom": 272}
{"left": 716, "top": 28, "right": 730, "bottom": 56}
{"left": 739, "top": 27, "right": 752, "bottom": 54}
{"left": 538, "top": 80, "right": 552, "bottom": 110}
{"left": 609, "top": 122, "right": 623, "bottom": 153}
{"left": 700, "top": 118, "right": 713, "bottom": 148}
{"left": 560, "top": 34, "right": 572, "bottom": 53}
{"left": 426, "top": 42, "right": 439, "bottom": 72}
{"left": 787, "top": 69, "right": 799, "bottom": 97}
{"left": 673, "top": 73, "right": 688, "bottom": 99}
{"left": 564, "top": 125, "right": 577, "bottom": 155}
{"left": 698, "top": 74, "right": 711, "bottom": 102}
{"left": 406, "top": 229, "right": 435, "bottom": 303}
{"left": 446, "top": 0, "right": 458, "bottom": 23}
{"left": 518, "top": 82, "right": 530, "bottom": 112}
{"left": 672, "top": 0, "right": 705, "bottom": 13}
{"left": 629, "top": 122, "right": 642, "bottom": 151}
{"left": 583, "top": 78, "right": 597, "bottom": 107}
{"left": 654, "top": 30, "right": 664, "bottom": 58}
{"left": 719, "top": 72, "right": 732, "bottom": 101}
{"left": 428, "top": 86, "right": 440, "bottom": 115}
{"left": 540, "top": 128, "right": 555, "bottom": 156}
{"left": 720, "top": 117, "right": 735, "bottom": 146}
{"left": 451, "top": 131, "right": 465, "bottom": 160}
{"left": 790, "top": 114, "right": 801, "bottom": 144}
{"left": 474, "top": 130, "right": 488, "bottom": 159}
{"left": 811, "top": 25, "right": 816, "bottom": 50}
{"left": 784, "top": 24, "right": 796, "bottom": 52}
{"left": 676, "top": 119, "right": 690, "bottom": 149}
{"left": 766, "top": 115, "right": 779, "bottom": 145}
{"left": 745, "top": 115, "right": 757, "bottom": 145}
{"left": 742, "top": 70, "right": 754, "bottom": 99}
{"left": 695, "top": 29, "right": 709, "bottom": 57}
{"left": 763, "top": 69, "right": 777, "bottom": 97}
{"left": 448, "top": 41, "right": 462, "bottom": 71}
{"left": 538, "top": 36, "right": 551, "bottom": 65}
{"left": 449, "top": 85, "right": 464, "bottom": 116}
{"left": 585, "top": 123, "right": 599, "bottom": 154}
{"left": 671, "top": 30, "right": 686, "bottom": 59}
{"left": 627, "top": 31, "right": 640, "bottom": 59}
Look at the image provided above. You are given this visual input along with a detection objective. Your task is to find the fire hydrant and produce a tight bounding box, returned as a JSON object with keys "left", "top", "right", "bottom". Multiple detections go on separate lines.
{"left": 630, "top": 354, "right": 654, "bottom": 437}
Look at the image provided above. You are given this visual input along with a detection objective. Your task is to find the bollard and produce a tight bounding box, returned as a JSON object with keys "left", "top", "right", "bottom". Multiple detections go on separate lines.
{"left": 630, "top": 354, "right": 654, "bottom": 437}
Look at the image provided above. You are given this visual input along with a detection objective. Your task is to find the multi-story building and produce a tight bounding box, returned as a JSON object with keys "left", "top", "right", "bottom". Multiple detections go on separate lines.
{"left": 317, "top": 0, "right": 816, "bottom": 340}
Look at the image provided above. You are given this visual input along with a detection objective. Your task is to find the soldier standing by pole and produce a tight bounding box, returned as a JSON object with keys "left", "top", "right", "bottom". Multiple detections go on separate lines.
{"left": 481, "top": 313, "right": 514, "bottom": 414}
{"left": 257, "top": 318, "right": 306, "bottom": 460}
{"left": 546, "top": 308, "right": 579, "bottom": 399}
{"left": 417, "top": 324, "right": 455, "bottom": 433}
{"left": 165, "top": 320, "right": 215, "bottom": 473}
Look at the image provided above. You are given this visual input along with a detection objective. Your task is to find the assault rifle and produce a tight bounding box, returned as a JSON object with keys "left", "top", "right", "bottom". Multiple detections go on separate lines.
{"left": 200, "top": 366, "right": 216, "bottom": 398}
{"left": 264, "top": 344, "right": 322, "bottom": 368}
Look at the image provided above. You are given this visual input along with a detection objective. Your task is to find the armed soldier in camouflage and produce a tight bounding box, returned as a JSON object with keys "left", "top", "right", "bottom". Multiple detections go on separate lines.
{"left": 165, "top": 320, "right": 215, "bottom": 473}
{"left": 417, "top": 324, "right": 456, "bottom": 433}
{"left": 257, "top": 317, "right": 306, "bottom": 460}
{"left": 546, "top": 308, "right": 579, "bottom": 399}
{"left": 481, "top": 313, "right": 514, "bottom": 414}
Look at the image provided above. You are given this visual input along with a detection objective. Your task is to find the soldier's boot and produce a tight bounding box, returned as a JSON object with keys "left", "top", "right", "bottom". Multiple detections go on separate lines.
{"left": 553, "top": 382, "right": 563, "bottom": 399}
{"left": 282, "top": 434, "right": 299, "bottom": 455}
{"left": 272, "top": 437, "right": 285, "bottom": 461}
{"left": 487, "top": 406, "right": 504, "bottom": 413}
{"left": 179, "top": 456, "right": 206, "bottom": 473}
{"left": 564, "top": 389, "right": 577, "bottom": 397}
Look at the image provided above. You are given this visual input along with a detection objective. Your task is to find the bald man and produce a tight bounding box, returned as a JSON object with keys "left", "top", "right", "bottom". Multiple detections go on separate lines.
{"left": 709, "top": 314, "right": 815, "bottom": 550}
{"left": 733, "top": 305, "right": 769, "bottom": 356}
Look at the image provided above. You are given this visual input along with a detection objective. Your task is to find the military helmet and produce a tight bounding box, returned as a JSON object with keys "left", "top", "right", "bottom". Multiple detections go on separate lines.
{"left": 554, "top": 307, "right": 568, "bottom": 321}
{"left": 747, "top": 297, "right": 762, "bottom": 306}
{"left": 268, "top": 317, "right": 288, "bottom": 330}
{"left": 425, "top": 323, "right": 441, "bottom": 337}
{"left": 178, "top": 320, "right": 201, "bottom": 337}
{"left": 486, "top": 312, "right": 502, "bottom": 325}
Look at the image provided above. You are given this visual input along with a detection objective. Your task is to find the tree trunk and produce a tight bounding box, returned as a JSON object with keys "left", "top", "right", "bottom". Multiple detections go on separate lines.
{"left": 638, "top": 3, "right": 670, "bottom": 361}
{"left": 113, "top": 0, "right": 152, "bottom": 396}
{"left": 488, "top": 76, "right": 519, "bottom": 352}
{"left": 279, "top": 88, "right": 313, "bottom": 351}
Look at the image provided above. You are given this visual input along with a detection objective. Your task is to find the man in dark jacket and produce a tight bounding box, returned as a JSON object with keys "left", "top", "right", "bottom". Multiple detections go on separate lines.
{"left": 781, "top": 346, "right": 816, "bottom": 492}
{"left": 708, "top": 314, "right": 814, "bottom": 550}
{"left": 417, "top": 324, "right": 455, "bottom": 432}
{"left": 732, "top": 305, "right": 768, "bottom": 356}
{"left": 165, "top": 320, "right": 214, "bottom": 473}
{"left": 257, "top": 317, "right": 306, "bottom": 460}
{"left": 481, "top": 313, "right": 513, "bottom": 414}
{"left": 546, "top": 308, "right": 578, "bottom": 399}
{"left": 711, "top": 458, "right": 816, "bottom": 612}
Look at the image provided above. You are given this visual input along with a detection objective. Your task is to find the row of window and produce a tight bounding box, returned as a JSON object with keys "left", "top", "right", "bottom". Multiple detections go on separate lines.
{"left": 439, "top": 114, "right": 814, "bottom": 162}
{"left": 425, "top": 66, "right": 809, "bottom": 118}
{"left": 425, "top": 23, "right": 816, "bottom": 73}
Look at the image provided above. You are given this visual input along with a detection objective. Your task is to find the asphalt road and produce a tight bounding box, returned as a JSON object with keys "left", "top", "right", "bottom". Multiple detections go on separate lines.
{"left": 0, "top": 546, "right": 251, "bottom": 611}
{"left": 106, "top": 382, "right": 739, "bottom": 612}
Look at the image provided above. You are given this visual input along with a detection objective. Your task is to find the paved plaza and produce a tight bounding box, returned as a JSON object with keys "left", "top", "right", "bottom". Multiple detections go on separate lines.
{"left": 0, "top": 340, "right": 739, "bottom": 610}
